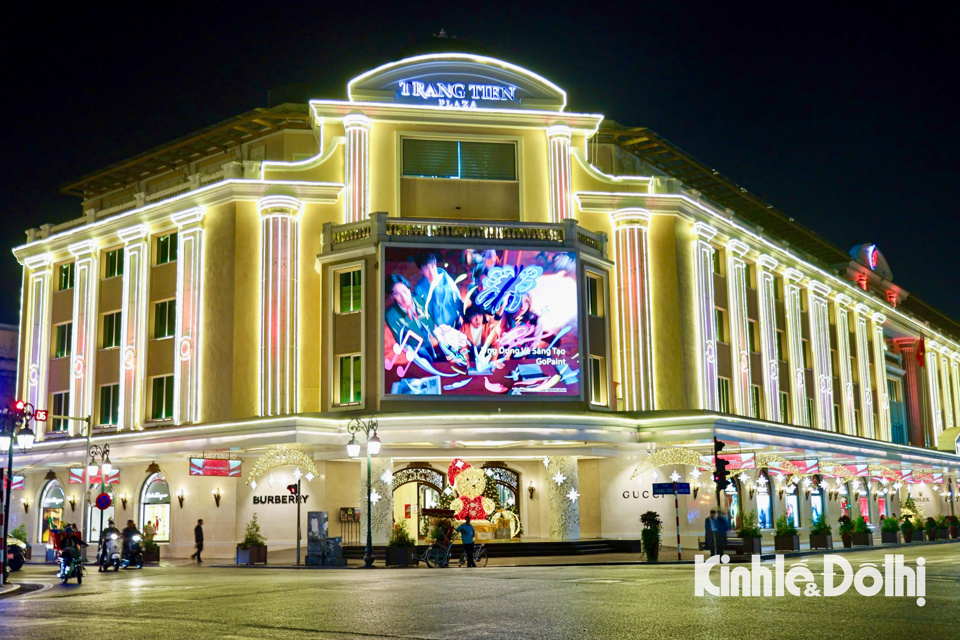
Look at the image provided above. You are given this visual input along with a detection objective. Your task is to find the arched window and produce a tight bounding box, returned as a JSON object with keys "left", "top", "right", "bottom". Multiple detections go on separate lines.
{"left": 140, "top": 473, "right": 171, "bottom": 542}
{"left": 481, "top": 463, "right": 520, "bottom": 511}
{"left": 39, "top": 480, "right": 65, "bottom": 543}
{"left": 87, "top": 487, "right": 115, "bottom": 543}
{"left": 756, "top": 470, "right": 773, "bottom": 529}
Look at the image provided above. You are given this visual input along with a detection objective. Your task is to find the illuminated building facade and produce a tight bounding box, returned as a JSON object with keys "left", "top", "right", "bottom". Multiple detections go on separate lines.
{"left": 9, "top": 54, "right": 960, "bottom": 557}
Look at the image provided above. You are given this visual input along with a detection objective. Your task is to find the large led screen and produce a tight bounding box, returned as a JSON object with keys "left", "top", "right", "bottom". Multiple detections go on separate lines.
{"left": 383, "top": 247, "right": 580, "bottom": 397}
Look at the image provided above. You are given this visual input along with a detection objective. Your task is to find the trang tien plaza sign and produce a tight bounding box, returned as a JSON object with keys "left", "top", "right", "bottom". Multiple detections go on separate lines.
{"left": 396, "top": 80, "right": 518, "bottom": 109}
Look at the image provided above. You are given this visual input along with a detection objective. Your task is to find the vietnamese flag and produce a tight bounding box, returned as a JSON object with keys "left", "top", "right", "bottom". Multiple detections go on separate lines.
{"left": 917, "top": 335, "right": 926, "bottom": 368}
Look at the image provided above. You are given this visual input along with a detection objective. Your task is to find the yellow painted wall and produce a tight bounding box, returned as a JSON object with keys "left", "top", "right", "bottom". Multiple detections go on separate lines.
{"left": 578, "top": 459, "right": 601, "bottom": 538}
{"left": 200, "top": 202, "right": 236, "bottom": 423}
{"left": 232, "top": 202, "right": 260, "bottom": 419}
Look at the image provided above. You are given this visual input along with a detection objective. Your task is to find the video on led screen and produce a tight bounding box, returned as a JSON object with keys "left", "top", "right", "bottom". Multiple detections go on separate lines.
{"left": 383, "top": 247, "right": 580, "bottom": 398}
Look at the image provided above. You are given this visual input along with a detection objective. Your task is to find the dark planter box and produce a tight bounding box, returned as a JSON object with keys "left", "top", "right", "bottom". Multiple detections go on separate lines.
{"left": 912, "top": 530, "right": 925, "bottom": 543}
{"left": 925, "top": 529, "right": 937, "bottom": 541}
{"left": 950, "top": 526, "right": 960, "bottom": 539}
{"left": 936, "top": 528, "right": 949, "bottom": 541}
{"left": 774, "top": 535, "right": 800, "bottom": 552}
{"left": 741, "top": 537, "right": 762, "bottom": 554}
{"left": 841, "top": 534, "right": 852, "bottom": 549}
{"left": 385, "top": 546, "right": 416, "bottom": 567}
{"left": 236, "top": 545, "right": 268, "bottom": 565}
{"left": 851, "top": 532, "right": 873, "bottom": 547}
{"left": 881, "top": 531, "right": 900, "bottom": 544}
{"left": 144, "top": 548, "right": 160, "bottom": 564}
{"left": 902, "top": 529, "right": 914, "bottom": 543}
{"left": 809, "top": 534, "right": 833, "bottom": 550}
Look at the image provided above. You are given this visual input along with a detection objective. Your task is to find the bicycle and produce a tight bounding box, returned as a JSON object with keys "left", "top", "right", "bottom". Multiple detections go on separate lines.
{"left": 413, "top": 539, "right": 453, "bottom": 568}
{"left": 458, "top": 543, "right": 488, "bottom": 568}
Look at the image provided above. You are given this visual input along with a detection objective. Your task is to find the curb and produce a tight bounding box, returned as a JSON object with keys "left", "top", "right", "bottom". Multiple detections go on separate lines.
{"left": 0, "top": 583, "right": 22, "bottom": 596}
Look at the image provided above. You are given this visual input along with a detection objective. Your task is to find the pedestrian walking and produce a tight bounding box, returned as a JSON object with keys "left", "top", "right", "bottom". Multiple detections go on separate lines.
{"left": 190, "top": 519, "right": 204, "bottom": 563}
{"left": 704, "top": 510, "right": 717, "bottom": 556}
{"left": 456, "top": 515, "right": 477, "bottom": 567}
{"left": 715, "top": 510, "right": 730, "bottom": 555}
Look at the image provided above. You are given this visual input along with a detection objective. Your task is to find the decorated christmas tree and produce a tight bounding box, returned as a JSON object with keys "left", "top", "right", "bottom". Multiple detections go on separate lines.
{"left": 901, "top": 493, "right": 924, "bottom": 520}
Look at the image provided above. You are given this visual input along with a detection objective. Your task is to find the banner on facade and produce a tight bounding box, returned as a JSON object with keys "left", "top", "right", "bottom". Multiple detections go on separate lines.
{"left": 699, "top": 453, "right": 756, "bottom": 470}
{"left": 69, "top": 468, "right": 120, "bottom": 484}
{"left": 911, "top": 471, "right": 943, "bottom": 484}
{"left": 1, "top": 473, "right": 24, "bottom": 490}
{"left": 841, "top": 464, "right": 870, "bottom": 478}
{"left": 189, "top": 458, "right": 242, "bottom": 477}
{"left": 383, "top": 246, "right": 581, "bottom": 398}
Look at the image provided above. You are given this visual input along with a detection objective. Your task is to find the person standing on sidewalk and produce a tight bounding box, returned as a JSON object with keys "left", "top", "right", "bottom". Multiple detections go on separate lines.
{"left": 190, "top": 519, "right": 204, "bottom": 563}
{"left": 456, "top": 516, "right": 477, "bottom": 567}
{"left": 704, "top": 510, "right": 717, "bottom": 556}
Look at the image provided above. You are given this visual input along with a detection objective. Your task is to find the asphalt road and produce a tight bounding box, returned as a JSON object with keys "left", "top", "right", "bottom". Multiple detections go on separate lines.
{"left": 1, "top": 545, "right": 956, "bottom": 640}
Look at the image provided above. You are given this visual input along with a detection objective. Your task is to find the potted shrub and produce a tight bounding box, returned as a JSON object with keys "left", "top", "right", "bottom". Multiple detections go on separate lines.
{"left": 738, "top": 510, "right": 763, "bottom": 555}
{"left": 10, "top": 524, "right": 31, "bottom": 560}
{"left": 838, "top": 515, "right": 853, "bottom": 548}
{"left": 640, "top": 511, "right": 663, "bottom": 562}
{"left": 774, "top": 513, "right": 800, "bottom": 552}
{"left": 911, "top": 517, "right": 925, "bottom": 542}
{"left": 143, "top": 539, "right": 160, "bottom": 564}
{"left": 385, "top": 521, "right": 416, "bottom": 567}
{"left": 900, "top": 517, "right": 914, "bottom": 543}
{"left": 809, "top": 515, "right": 833, "bottom": 550}
{"left": 948, "top": 515, "right": 960, "bottom": 539}
{"left": 237, "top": 513, "right": 268, "bottom": 565}
{"left": 935, "top": 515, "right": 949, "bottom": 541}
{"left": 880, "top": 517, "right": 900, "bottom": 544}
{"left": 924, "top": 517, "right": 937, "bottom": 541}
{"left": 851, "top": 516, "right": 873, "bottom": 546}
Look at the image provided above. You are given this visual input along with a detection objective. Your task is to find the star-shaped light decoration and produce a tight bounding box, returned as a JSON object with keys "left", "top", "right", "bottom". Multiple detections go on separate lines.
{"left": 250, "top": 480, "right": 258, "bottom": 490}
{"left": 669, "top": 471, "right": 681, "bottom": 483}
{"left": 893, "top": 482, "right": 903, "bottom": 491}
{"left": 485, "top": 468, "right": 494, "bottom": 476}
{"left": 880, "top": 478, "right": 889, "bottom": 486}
{"left": 370, "top": 489, "right": 382, "bottom": 505}
{"left": 444, "top": 486, "right": 453, "bottom": 496}
{"left": 851, "top": 479, "right": 862, "bottom": 491}
{"left": 756, "top": 475, "right": 768, "bottom": 487}
{"left": 651, "top": 470, "right": 660, "bottom": 483}
{"left": 543, "top": 457, "right": 550, "bottom": 469}
{"left": 918, "top": 481, "right": 926, "bottom": 487}
{"left": 292, "top": 467, "right": 302, "bottom": 482}
{"left": 305, "top": 472, "right": 315, "bottom": 482}
{"left": 566, "top": 488, "right": 580, "bottom": 502}
{"left": 690, "top": 469, "right": 702, "bottom": 479}
{"left": 802, "top": 478, "right": 812, "bottom": 488}
{"left": 267, "top": 473, "right": 275, "bottom": 488}
{"left": 381, "top": 470, "right": 394, "bottom": 485}
{"left": 552, "top": 472, "right": 567, "bottom": 486}
{"left": 506, "top": 495, "right": 516, "bottom": 506}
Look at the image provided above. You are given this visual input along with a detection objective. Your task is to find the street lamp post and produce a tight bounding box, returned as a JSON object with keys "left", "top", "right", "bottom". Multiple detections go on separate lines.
{"left": 86, "top": 444, "right": 112, "bottom": 559}
{"left": 0, "top": 403, "right": 37, "bottom": 587}
{"left": 346, "top": 417, "right": 381, "bottom": 569}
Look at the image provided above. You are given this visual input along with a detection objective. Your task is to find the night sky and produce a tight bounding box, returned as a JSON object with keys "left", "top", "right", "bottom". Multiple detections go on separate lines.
{"left": 2, "top": 3, "right": 957, "bottom": 328}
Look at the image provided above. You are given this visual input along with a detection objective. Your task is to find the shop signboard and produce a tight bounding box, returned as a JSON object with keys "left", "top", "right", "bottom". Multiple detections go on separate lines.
{"left": 652, "top": 483, "right": 691, "bottom": 495}
{"left": 383, "top": 246, "right": 580, "bottom": 398}
{"left": 189, "top": 458, "right": 242, "bottom": 477}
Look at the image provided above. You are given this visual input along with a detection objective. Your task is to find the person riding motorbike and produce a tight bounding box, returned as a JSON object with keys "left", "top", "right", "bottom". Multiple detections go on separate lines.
{"left": 98, "top": 519, "right": 121, "bottom": 568}
{"left": 58, "top": 524, "right": 87, "bottom": 578}
{"left": 122, "top": 520, "right": 142, "bottom": 555}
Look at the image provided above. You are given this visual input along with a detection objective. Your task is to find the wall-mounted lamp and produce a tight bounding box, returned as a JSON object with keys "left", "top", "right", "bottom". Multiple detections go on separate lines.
{"left": 749, "top": 486, "right": 756, "bottom": 500}
{"left": 69, "top": 496, "right": 76, "bottom": 512}
{"left": 528, "top": 481, "right": 535, "bottom": 500}
{"left": 693, "top": 486, "right": 700, "bottom": 499}
{"left": 212, "top": 488, "right": 221, "bottom": 508}
{"left": 778, "top": 488, "right": 784, "bottom": 500}
{"left": 21, "top": 497, "right": 29, "bottom": 513}
{"left": 120, "top": 493, "right": 129, "bottom": 510}
{"left": 177, "top": 489, "right": 185, "bottom": 509}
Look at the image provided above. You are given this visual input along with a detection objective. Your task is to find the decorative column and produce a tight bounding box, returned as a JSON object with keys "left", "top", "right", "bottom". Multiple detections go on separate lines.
{"left": 172, "top": 208, "right": 204, "bottom": 425}
{"left": 871, "top": 314, "right": 891, "bottom": 442}
{"left": 546, "top": 456, "right": 580, "bottom": 540}
{"left": 359, "top": 456, "right": 394, "bottom": 545}
{"left": 950, "top": 353, "right": 960, "bottom": 431}
{"left": 259, "top": 195, "right": 302, "bottom": 416}
{"left": 343, "top": 114, "right": 370, "bottom": 224}
{"left": 692, "top": 223, "right": 719, "bottom": 411}
{"left": 853, "top": 304, "right": 875, "bottom": 439}
{"left": 834, "top": 294, "right": 856, "bottom": 435}
{"left": 939, "top": 347, "right": 954, "bottom": 431}
{"left": 807, "top": 281, "right": 834, "bottom": 431}
{"left": 68, "top": 241, "right": 100, "bottom": 436}
{"left": 726, "top": 240, "right": 750, "bottom": 416}
{"left": 614, "top": 209, "right": 654, "bottom": 411}
{"left": 895, "top": 339, "right": 925, "bottom": 446}
{"left": 756, "top": 255, "right": 780, "bottom": 421}
{"left": 118, "top": 225, "right": 150, "bottom": 431}
{"left": 20, "top": 254, "right": 53, "bottom": 422}
{"left": 926, "top": 340, "right": 943, "bottom": 443}
{"left": 547, "top": 125, "right": 573, "bottom": 223}
{"left": 783, "top": 268, "right": 808, "bottom": 426}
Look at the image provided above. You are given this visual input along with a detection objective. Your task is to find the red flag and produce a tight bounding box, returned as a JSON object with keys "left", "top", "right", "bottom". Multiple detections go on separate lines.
{"left": 917, "top": 335, "right": 926, "bottom": 368}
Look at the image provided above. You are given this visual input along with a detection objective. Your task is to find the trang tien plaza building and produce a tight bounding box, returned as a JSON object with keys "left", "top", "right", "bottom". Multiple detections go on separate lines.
{"left": 7, "top": 53, "right": 960, "bottom": 559}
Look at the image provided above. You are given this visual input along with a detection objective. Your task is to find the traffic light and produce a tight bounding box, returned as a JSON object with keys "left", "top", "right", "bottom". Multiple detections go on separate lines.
{"left": 713, "top": 438, "right": 730, "bottom": 492}
{"left": 286, "top": 483, "right": 299, "bottom": 495}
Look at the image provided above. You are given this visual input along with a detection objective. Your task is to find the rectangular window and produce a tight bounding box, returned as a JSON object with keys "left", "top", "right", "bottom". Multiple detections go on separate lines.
{"left": 156, "top": 233, "right": 178, "bottom": 265}
{"left": 833, "top": 404, "right": 841, "bottom": 429}
{"left": 153, "top": 300, "right": 176, "bottom": 339}
{"left": 586, "top": 274, "right": 603, "bottom": 317}
{"left": 589, "top": 356, "right": 606, "bottom": 406}
{"left": 802, "top": 340, "right": 812, "bottom": 369}
{"left": 749, "top": 385, "right": 762, "bottom": 419}
{"left": 402, "top": 139, "right": 516, "bottom": 181}
{"left": 776, "top": 330, "right": 785, "bottom": 362}
{"left": 718, "top": 378, "right": 731, "bottom": 414}
{"left": 57, "top": 263, "right": 75, "bottom": 291}
{"left": 785, "top": 493, "right": 801, "bottom": 527}
{"left": 150, "top": 376, "right": 174, "bottom": 420}
{"left": 806, "top": 397, "right": 815, "bottom": 425}
{"left": 744, "top": 263, "right": 755, "bottom": 289}
{"left": 779, "top": 391, "right": 790, "bottom": 423}
{"left": 756, "top": 490, "right": 773, "bottom": 529}
{"left": 715, "top": 308, "right": 727, "bottom": 344}
{"left": 103, "top": 248, "right": 124, "bottom": 279}
{"left": 99, "top": 384, "right": 120, "bottom": 426}
{"left": 337, "top": 354, "right": 362, "bottom": 405}
{"left": 54, "top": 323, "right": 72, "bottom": 358}
{"left": 747, "top": 320, "right": 759, "bottom": 353}
{"left": 51, "top": 392, "right": 70, "bottom": 432}
{"left": 853, "top": 409, "right": 860, "bottom": 434}
{"left": 712, "top": 248, "right": 724, "bottom": 276}
{"left": 774, "top": 277, "right": 783, "bottom": 301}
{"left": 102, "top": 312, "right": 122, "bottom": 349}
{"left": 336, "top": 269, "right": 362, "bottom": 314}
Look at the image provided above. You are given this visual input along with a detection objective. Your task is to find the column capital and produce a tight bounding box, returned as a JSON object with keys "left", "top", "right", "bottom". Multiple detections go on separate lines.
{"left": 118, "top": 224, "right": 150, "bottom": 244}
{"left": 783, "top": 267, "right": 804, "bottom": 283}
{"left": 939, "top": 345, "right": 952, "bottom": 356}
{"left": 807, "top": 280, "right": 832, "bottom": 298}
{"left": 258, "top": 195, "right": 304, "bottom": 218}
{"left": 756, "top": 254, "right": 778, "bottom": 270}
{"left": 612, "top": 208, "right": 651, "bottom": 229}
{"left": 546, "top": 124, "right": 572, "bottom": 140}
{"left": 171, "top": 206, "right": 204, "bottom": 229}
{"left": 726, "top": 238, "right": 750, "bottom": 257}
{"left": 342, "top": 113, "right": 371, "bottom": 130}
{"left": 892, "top": 337, "right": 917, "bottom": 351}
{"left": 68, "top": 240, "right": 99, "bottom": 258}
{"left": 928, "top": 340, "right": 941, "bottom": 351}
{"left": 833, "top": 292, "right": 853, "bottom": 306}
{"left": 853, "top": 303, "right": 871, "bottom": 316}
{"left": 692, "top": 222, "right": 718, "bottom": 241}
{"left": 23, "top": 253, "right": 53, "bottom": 269}
{"left": 872, "top": 312, "right": 887, "bottom": 324}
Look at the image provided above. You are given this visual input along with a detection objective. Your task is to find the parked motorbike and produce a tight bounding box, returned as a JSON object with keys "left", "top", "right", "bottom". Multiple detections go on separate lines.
{"left": 122, "top": 535, "right": 144, "bottom": 569}
{"left": 5, "top": 538, "right": 26, "bottom": 571}
{"left": 100, "top": 534, "right": 122, "bottom": 572}
{"left": 58, "top": 549, "right": 84, "bottom": 584}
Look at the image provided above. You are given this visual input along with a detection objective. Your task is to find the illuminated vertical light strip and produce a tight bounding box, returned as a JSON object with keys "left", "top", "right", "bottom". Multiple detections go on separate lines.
{"left": 783, "top": 268, "right": 807, "bottom": 426}
{"left": 171, "top": 208, "right": 204, "bottom": 425}
{"left": 950, "top": 354, "right": 960, "bottom": 430}
{"left": 613, "top": 209, "right": 653, "bottom": 411}
{"left": 343, "top": 115, "right": 370, "bottom": 223}
{"left": 806, "top": 281, "right": 834, "bottom": 431}
{"left": 21, "top": 254, "right": 53, "bottom": 436}
{"left": 547, "top": 125, "right": 573, "bottom": 223}
{"left": 725, "top": 239, "right": 750, "bottom": 415}
{"left": 258, "top": 195, "right": 303, "bottom": 416}
{"left": 755, "top": 255, "right": 780, "bottom": 422}
{"left": 692, "top": 223, "right": 719, "bottom": 411}
{"left": 833, "top": 293, "right": 855, "bottom": 435}
{"left": 67, "top": 241, "right": 100, "bottom": 437}
{"left": 853, "top": 303, "right": 874, "bottom": 439}
{"left": 938, "top": 347, "right": 953, "bottom": 431}
{"left": 117, "top": 225, "right": 150, "bottom": 432}
{"left": 926, "top": 340, "right": 943, "bottom": 442}
{"left": 872, "top": 314, "right": 891, "bottom": 442}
